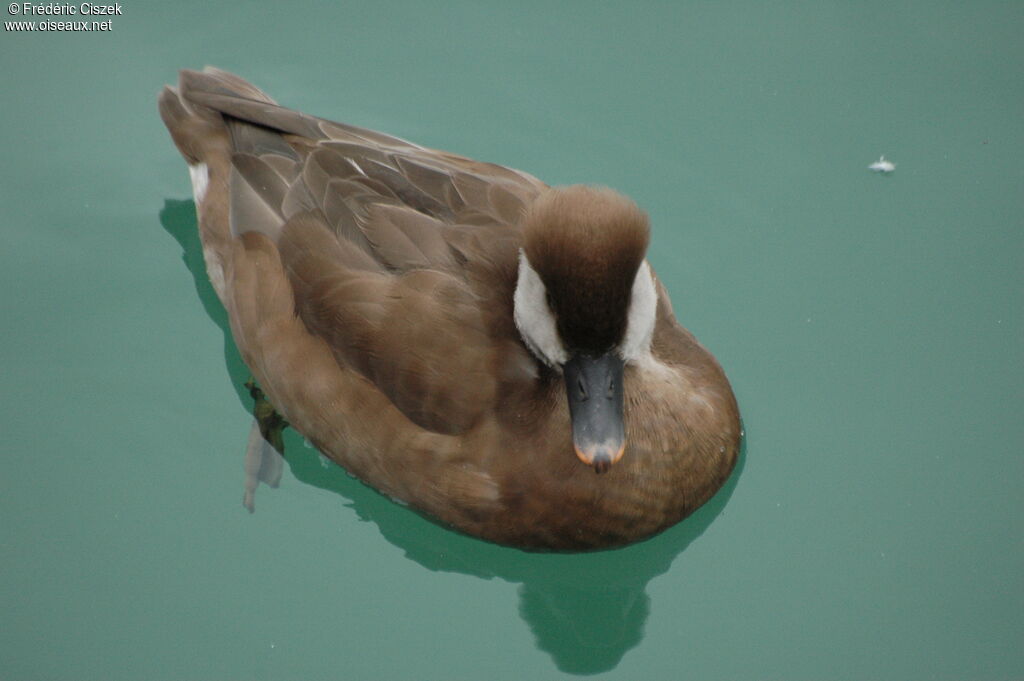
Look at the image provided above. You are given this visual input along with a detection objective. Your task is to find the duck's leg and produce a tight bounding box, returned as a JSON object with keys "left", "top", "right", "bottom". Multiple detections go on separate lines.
{"left": 242, "top": 378, "right": 287, "bottom": 513}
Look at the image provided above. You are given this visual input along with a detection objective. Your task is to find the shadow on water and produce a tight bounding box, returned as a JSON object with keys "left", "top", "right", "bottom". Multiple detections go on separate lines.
{"left": 160, "top": 198, "right": 746, "bottom": 675}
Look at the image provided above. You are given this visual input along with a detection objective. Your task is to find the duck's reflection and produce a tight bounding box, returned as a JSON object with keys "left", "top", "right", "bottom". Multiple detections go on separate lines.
{"left": 284, "top": 425, "right": 742, "bottom": 675}
{"left": 160, "top": 198, "right": 744, "bottom": 675}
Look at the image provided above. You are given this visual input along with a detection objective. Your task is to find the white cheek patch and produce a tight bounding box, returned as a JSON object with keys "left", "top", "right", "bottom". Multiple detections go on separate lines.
{"left": 513, "top": 250, "right": 568, "bottom": 368}
{"left": 189, "top": 163, "right": 209, "bottom": 204}
{"left": 619, "top": 261, "right": 657, "bottom": 363}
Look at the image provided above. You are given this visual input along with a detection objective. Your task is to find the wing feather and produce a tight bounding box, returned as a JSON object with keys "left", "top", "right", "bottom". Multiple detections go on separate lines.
{"left": 173, "top": 67, "right": 548, "bottom": 434}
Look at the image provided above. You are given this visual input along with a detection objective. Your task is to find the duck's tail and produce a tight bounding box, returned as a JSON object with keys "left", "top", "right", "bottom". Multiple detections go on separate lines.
{"left": 158, "top": 68, "right": 302, "bottom": 302}
{"left": 157, "top": 67, "right": 278, "bottom": 165}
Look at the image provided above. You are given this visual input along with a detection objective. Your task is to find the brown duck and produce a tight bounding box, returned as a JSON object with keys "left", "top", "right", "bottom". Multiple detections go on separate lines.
{"left": 158, "top": 68, "right": 740, "bottom": 551}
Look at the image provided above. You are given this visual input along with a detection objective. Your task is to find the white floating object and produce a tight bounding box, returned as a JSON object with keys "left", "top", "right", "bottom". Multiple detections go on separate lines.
{"left": 868, "top": 155, "right": 896, "bottom": 173}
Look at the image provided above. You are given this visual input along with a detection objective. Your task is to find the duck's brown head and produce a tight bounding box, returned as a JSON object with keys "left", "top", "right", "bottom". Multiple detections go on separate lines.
{"left": 514, "top": 186, "right": 657, "bottom": 473}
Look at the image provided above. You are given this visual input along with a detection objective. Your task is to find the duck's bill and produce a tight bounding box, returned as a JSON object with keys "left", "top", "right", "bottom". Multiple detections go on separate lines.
{"left": 564, "top": 352, "right": 626, "bottom": 473}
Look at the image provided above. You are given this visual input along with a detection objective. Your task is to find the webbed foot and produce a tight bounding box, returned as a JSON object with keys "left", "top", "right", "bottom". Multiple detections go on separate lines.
{"left": 242, "top": 379, "right": 287, "bottom": 513}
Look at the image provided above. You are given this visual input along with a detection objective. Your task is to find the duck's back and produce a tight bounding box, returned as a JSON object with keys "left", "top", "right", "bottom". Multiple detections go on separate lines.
{"left": 160, "top": 68, "right": 551, "bottom": 433}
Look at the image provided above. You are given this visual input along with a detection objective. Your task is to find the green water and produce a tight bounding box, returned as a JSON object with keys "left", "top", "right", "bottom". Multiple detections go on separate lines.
{"left": 2, "top": 1, "right": 1022, "bottom": 679}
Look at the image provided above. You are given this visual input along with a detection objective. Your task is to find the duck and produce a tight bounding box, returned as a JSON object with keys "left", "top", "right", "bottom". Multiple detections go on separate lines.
{"left": 158, "top": 68, "right": 741, "bottom": 551}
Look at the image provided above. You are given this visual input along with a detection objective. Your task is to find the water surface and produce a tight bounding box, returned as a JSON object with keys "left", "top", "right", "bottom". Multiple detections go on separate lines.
{"left": 2, "top": 2, "right": 1021, "bottom": 679}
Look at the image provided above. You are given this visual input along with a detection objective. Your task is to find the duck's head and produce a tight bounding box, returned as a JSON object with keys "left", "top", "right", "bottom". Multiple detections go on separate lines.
{"left": 514, "top": 186, "right": 656, "bottom": 473}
